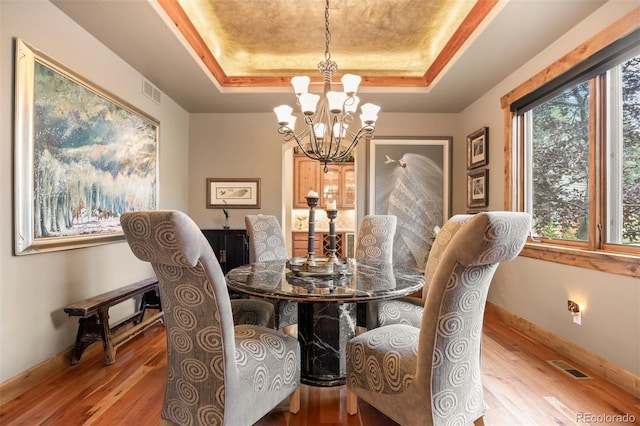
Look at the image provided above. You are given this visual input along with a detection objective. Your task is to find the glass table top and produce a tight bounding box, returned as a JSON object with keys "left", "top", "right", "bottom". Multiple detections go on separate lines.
{"left": 225, "top": 259, "right": 425, "bottom": 303}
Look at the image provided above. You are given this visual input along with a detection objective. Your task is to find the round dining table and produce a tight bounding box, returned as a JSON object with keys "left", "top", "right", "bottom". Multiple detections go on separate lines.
{"left": 225, "top": 259, "right": 425, "bottom": 387}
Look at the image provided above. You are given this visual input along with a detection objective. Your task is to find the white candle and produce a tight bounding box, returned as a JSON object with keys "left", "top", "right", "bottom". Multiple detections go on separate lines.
{"left": 307, "top": 190, "right": 319, "bottom": 198}
{"left": 326, "top": 200, "right": 337, "bottom": 210}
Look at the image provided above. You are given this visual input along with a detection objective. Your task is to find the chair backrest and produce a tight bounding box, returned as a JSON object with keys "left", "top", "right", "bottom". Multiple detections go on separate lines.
{"left": 415, "top": 211, "right": 531, "bottom": 424}
{"left": 245, "top": 214, "right": 288, "bottom": 262}
{"left": 421, "top": 214, "right": 474, "bottom": 303}
{"left": 120, "top": 210, "right": 239, "bottom": 422}
{"left": 355, "top": 215, "right": 397, "bottom": 263}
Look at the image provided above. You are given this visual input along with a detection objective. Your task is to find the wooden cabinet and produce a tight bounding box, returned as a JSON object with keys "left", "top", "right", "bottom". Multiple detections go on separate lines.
{"left": 322, "top": 163, "right": 355, "bottom": 209}
{"left": 293, "top": 155, "right": 355, "bottom": 209}
{"left": 292, "top": 231, "right": 346, "bottom": 258}
{"left": 292, "top": 231, "right": 322, "bottom": 257}
{"left": 293, "top": 156, "right": 321, "bottom": 208}
{"left": 201, "top": 229, "right": 249, "bottom": 273}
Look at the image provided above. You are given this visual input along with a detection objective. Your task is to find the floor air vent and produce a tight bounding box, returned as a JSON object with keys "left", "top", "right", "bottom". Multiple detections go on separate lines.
{"left": 547, "top": 360, "right": 592, "bottom": 379}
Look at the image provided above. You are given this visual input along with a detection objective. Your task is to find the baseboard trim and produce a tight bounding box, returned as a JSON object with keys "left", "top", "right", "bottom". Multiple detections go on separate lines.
{"left": 0, "top": 344, "right": 101, "bottom": 406}
{"left": 2, "top": 304, "right": 638, "bottom": 405}
{"left": 486, "top": 302, "right": 640, "bottom": 398}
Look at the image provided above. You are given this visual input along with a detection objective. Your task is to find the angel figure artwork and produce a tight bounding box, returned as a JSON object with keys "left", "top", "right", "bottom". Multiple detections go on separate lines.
{"left": 369, "top": 138, "right": 451, "bottom": 271}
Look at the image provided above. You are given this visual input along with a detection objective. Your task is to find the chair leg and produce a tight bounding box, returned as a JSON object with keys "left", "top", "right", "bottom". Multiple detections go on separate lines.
{"left": 289, "top": 387, "right": 300, "bottom": 414}
{"left": 474, "top": 416, "right": 485, "bottom": 426}
{"left": 283, "top": 324, "right": 298, "bottom": 338}
{"left": 346, "top": 388, "right": 358, "bottom": 415}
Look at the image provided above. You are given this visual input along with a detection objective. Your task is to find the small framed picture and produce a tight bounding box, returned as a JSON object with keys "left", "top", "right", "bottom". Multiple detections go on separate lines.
{"left": 467, "top": 169, "right": 488, "bottom": 208}
{"left": 467, "top": 127, "right": 489, "bottom": 169}
{"left": 206, "top": 178, "right": 261, "bottom": 209}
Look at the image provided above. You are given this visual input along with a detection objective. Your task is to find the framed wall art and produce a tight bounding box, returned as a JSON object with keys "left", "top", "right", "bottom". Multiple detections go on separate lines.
{"left": 14, "top": 39, "right": 159, "bottom": 255}
{"left": 368, "top": 137, "right": 452, "bottom": 270}
{"left": 467, "top": 126, "right": 489, "bottom": 169}
{"left": 467, "top": 169, "right": 489, "bottom": 208}
{"left": 206, "top": 178, "right": 261, "bottom": 209}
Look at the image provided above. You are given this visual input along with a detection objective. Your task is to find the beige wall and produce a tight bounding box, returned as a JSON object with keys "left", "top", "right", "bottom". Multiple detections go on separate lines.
{"left": 460, "top": 1, "right": 640, "bottom": 375}
{"left": 0, "top": 1, "right": 190, "bottom": 382}
{"left": 188, "top": 113, "right": 287, "bottom": 229}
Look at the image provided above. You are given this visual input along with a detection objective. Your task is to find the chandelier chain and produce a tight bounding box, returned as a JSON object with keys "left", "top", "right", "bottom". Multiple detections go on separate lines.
{"left": 324, "top": 0, "right": 331, "bottom": 62}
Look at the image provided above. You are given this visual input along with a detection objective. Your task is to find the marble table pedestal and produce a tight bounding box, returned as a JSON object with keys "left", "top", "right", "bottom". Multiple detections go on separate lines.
{"left": 297, "top": 301, "right": 357, "bottom": 386}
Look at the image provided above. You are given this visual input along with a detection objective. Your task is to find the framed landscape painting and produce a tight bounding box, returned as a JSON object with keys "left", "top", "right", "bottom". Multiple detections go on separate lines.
{"left": 14, "top": 39, "right": 159, "bottom": 255}
{"left": 368, "top": 137, "right": 452, "bottom": 271}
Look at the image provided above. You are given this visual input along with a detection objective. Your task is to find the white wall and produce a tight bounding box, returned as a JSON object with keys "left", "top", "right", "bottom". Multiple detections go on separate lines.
{"left": 0, "top": 1, "right": 190, "bottom": 382}
{"left": 460, "top": 1, "right": 640, "bottom": 375}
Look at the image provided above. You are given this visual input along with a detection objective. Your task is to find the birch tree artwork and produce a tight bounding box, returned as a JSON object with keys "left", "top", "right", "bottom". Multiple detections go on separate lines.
{"left": 31, "top": 61, "right": 158, "bottom": 240}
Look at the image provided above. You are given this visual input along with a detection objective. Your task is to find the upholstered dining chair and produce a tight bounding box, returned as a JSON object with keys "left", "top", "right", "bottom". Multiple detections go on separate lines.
{"left": 365, "top": 214, "right": 474, "bottom": 329}
{"left": 354, "top": 215, "right": 397, "bottom": 263}
{"left": 346, "top": 211, "right": 531, "bottom": 426}
{"left": 121, "top": 210, "right": 300, "bottom": 425}
{"left": 355, "top": 214, "right": 397, "bottom": 329}
{"left": 245, "top": 214, "right": 298, "bottom": 333}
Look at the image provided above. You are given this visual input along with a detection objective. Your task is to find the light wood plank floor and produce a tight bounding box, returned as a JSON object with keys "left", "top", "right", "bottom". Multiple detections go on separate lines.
{"left": 1, "top": 310, "right": 639, "bottom": 425}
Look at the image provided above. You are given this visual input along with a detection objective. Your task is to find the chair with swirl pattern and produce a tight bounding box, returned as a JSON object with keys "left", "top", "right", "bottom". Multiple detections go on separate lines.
{"left": 245, "top": 214, "right": 298, "bottom": 333}
{"left": 365, "top": 214, "right": 474, "bottom": 329}
{"left": 346, "top": 212, "right": 531, "bottom": 425}
{"left": 355, "top": 215, "right": 397, "bottom": 263}
{"left": 121, "top": 210, "right": 300, "bottom": 425}
{"left": 355, "top": 214, "right": 397, "bottom": 329}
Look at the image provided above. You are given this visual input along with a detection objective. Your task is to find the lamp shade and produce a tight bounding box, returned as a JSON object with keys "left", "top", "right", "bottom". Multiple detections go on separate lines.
{"left": 314, "top": 123, "right": 326, "bottom": 138}
{"left": 274, "top": 105, "right": 294, "bottom": 125}
{"left": 360, "top": 103, "right": 381, "bottom": 124}
{"left": 333, "top": 123, "right": 347, "bottom": 138}
{"left": 341, "top": 74, "right": 361, "bottom": 95}
{"left": 299, "top": 93, "right": 320, "bottom": 115}
{"left": 285, "top": 115, "right": 297, "bottom": 132}
{"left": 327, "top": 91, "right": 348, "bottom": 113}
{"left": 291, "top": 76, "right": 310, "bottom": 95}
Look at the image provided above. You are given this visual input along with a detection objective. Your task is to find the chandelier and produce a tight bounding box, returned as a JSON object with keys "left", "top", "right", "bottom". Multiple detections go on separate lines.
{"left": 273, "top": 0, "right": 380, "bottom": 172}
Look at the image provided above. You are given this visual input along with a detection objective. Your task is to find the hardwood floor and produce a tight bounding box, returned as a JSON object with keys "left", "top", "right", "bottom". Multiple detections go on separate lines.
{"left": 1, "top": 310, "right": 639, "bottom": 425}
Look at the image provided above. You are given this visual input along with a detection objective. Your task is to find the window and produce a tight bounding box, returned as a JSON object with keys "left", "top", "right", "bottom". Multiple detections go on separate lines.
{"left": 502, "top": 20, "right": 639, "bottom": 278}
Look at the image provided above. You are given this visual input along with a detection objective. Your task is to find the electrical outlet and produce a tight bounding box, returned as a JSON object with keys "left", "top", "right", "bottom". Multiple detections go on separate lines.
{"left": 568, "top": 300, "right": 582, "bottom": 325}
{"left": 572, "top": 312, "right": 582, "bottom": 325}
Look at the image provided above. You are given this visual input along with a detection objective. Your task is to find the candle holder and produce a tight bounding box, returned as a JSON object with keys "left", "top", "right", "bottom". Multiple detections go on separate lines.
{"left": 305, "top": 195, "right": 319, "bottom": 262}
{"left": 286, "top": 197, "right": 352, "bottom": 276}
{"left": 326, "top": 209, "right": 338, "bottom": 261}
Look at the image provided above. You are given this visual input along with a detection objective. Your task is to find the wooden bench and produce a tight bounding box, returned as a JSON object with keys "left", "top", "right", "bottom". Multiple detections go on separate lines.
{"left": 64, "top": 277, "right": 164, "bottom": 365}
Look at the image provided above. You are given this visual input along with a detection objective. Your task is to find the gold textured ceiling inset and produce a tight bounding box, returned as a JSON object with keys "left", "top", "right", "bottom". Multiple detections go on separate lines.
{"left": 159, "top": 0, "right": 499, "bottom": 87}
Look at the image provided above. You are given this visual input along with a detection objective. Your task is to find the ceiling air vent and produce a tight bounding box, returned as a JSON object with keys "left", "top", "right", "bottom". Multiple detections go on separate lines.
{"left": 142, "top": 77, "right": 161, "bottom": 104}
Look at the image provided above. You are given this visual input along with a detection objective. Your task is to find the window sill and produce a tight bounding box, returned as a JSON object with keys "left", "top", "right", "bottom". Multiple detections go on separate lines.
{"left": 520, "top": 243, "right": 639, "bottom": 278}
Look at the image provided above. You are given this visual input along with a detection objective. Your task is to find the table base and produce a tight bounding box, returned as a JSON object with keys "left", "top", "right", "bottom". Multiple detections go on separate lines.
{"left": 298, "top": 301, "right": 356, "bottom": 387}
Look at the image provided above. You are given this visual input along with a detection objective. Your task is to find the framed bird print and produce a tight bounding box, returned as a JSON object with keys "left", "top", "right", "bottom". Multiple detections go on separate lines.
{"left": 367, "top": 137, "right": 452, "bottom": 270}
{"left": 206, "top": 178, "right": 261, "bottom": 209}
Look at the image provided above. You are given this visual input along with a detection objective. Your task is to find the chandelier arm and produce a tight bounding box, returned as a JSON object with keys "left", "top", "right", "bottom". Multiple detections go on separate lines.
{"left": 303, "top": 115, "right": 323, "bottom": 157}
{"left": 335, "top": 126, "right": 375, "bottom": 161}
{"left": 281, "top": 126, "right": 324, "bottom": 162}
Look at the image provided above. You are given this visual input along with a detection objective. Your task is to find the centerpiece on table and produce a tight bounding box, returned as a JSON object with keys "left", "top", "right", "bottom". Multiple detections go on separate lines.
{"left": 287, "top": 190, "right": 353, "bottom": 276}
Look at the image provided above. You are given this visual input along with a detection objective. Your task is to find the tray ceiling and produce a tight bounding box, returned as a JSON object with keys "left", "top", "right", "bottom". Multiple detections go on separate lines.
{"left": 164, "top": 0, "right": 496, "bottom": 88}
